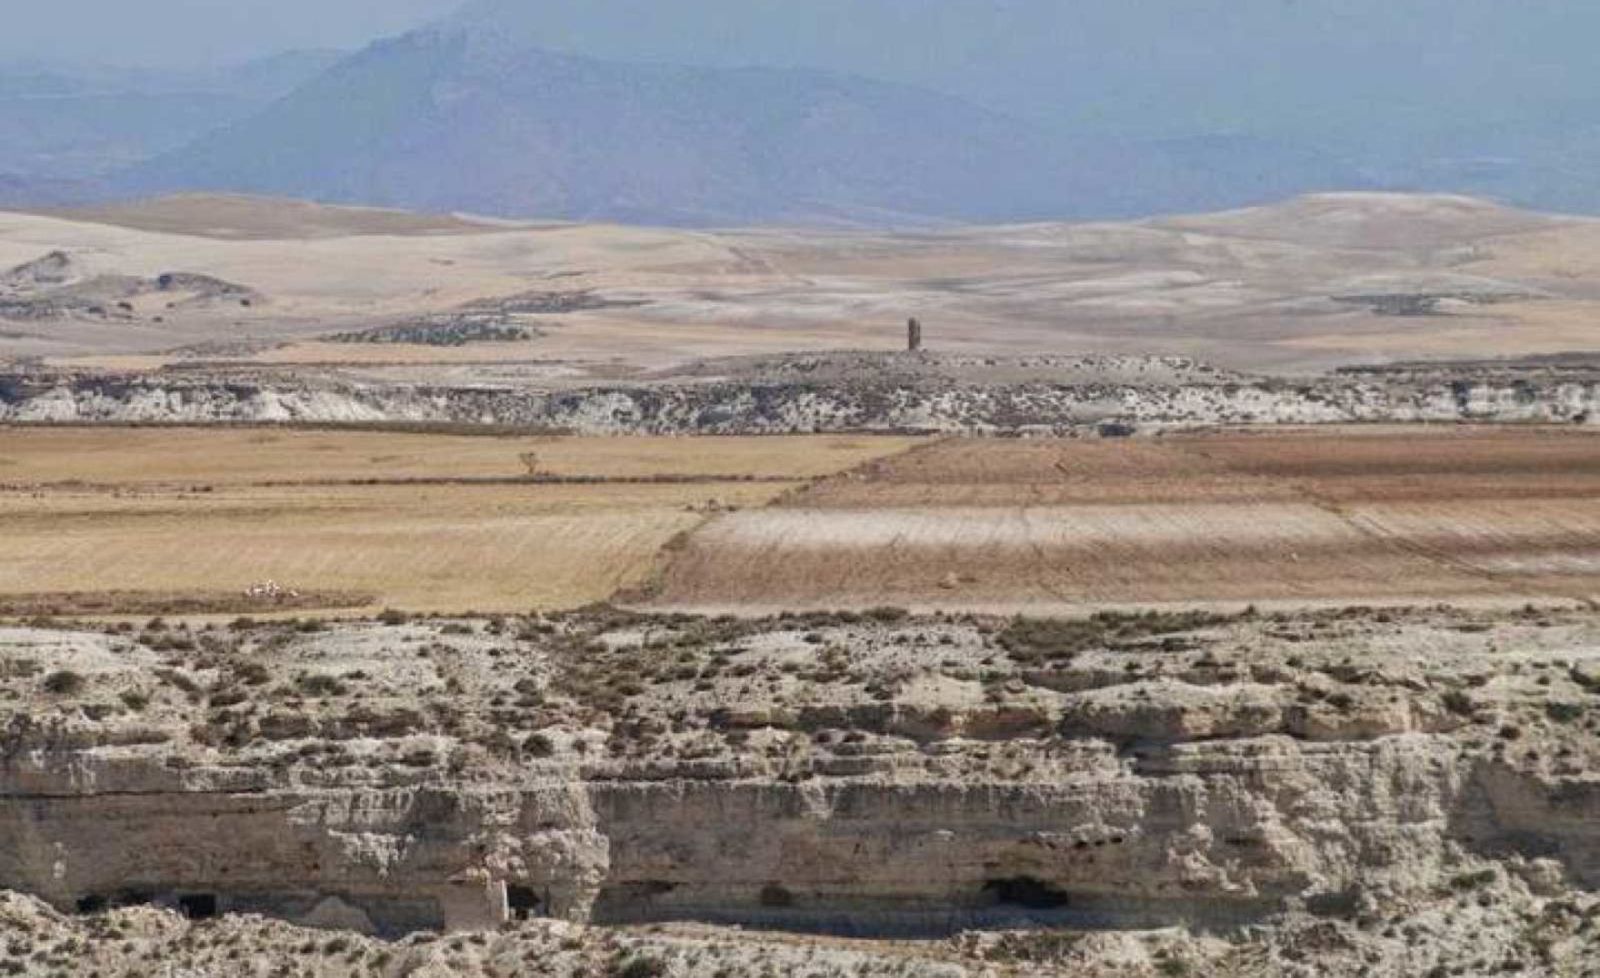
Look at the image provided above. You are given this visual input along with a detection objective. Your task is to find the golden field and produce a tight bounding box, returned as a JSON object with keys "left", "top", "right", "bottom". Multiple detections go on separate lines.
{"left": 0, "top": 428, "right": 921, "bottom": 614}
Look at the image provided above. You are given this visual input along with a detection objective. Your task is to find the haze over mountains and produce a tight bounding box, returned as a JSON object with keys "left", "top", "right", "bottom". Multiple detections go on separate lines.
{"left": 0, "top": 52, "right": 342, "bottom": 204}
{"left": 10, "top": 1, "right": 1600, "bottom": 224}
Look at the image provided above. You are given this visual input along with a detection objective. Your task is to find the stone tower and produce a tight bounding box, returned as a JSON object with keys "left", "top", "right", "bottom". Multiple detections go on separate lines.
{"left": 907, "top": 317, "right": 923, "bottom": 352}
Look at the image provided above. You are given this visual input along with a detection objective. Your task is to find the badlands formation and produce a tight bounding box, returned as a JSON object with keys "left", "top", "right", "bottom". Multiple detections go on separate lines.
{"left": 4, "top": 193, "right": 1600, "bottom": 976}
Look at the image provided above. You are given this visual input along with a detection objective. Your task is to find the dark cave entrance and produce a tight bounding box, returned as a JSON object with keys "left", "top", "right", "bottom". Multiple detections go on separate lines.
{"left": 507, "top": 885, "right": 543, "bottom": 921}
{"left": 178, "top": 893, "right": 219, "bottom": 920}
{"left": 982, "top": 877, "right": 1072, "bottom": 911}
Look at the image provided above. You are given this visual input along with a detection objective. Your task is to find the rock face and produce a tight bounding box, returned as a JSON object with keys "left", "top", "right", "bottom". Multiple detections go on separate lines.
{"left": 4, "top": 606, "right": 1600, "bottom": 961}
{"left": 1, "top": 355, "right": 1597, "bottom": 432}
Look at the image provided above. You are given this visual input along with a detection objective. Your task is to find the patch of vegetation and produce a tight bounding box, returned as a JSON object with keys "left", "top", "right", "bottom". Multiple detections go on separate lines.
{"left": 40, "top": 670, "right": 84, "bottom": 695}
{"left": 1547, "top": 701, "right": 1585, "bottom": 724}
{"left": 999, "top": 610, "right": 1235, "bottom": 665}
{"left": 609, "top": 954, "right": 668, "bottom": 978}
{"left": 1441, "top": 689, "right": 1478, "bottom": 716}
{"left": 327, "top": 317, "right": 539, "bottom": 347}
{"left": 1449, "top": 869, "right": 1498, "bottom": 892}
{"left": 981, "top": 931, "right": 1086, "bottom": 964}
{"left": 525, "top": 732, "right": 557, "bottom": 758}
{"left": 296, "top": 674, "right": 348, "bottom": 698}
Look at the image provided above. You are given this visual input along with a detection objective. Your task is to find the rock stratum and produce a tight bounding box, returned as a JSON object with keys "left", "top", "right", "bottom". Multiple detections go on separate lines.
{"left": 4, "top": 605, "right": 1600, "bottom": 975}
{"left": 2, "top": 355, "right": 1598, "bottom": 433}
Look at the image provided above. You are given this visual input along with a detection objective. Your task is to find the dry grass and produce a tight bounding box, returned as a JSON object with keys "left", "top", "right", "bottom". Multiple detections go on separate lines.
{"left": 0, "top": 428, "right": 921, "bottom": 486}
{"left": 0, "top": 429, "right": 919, "bottom": 614}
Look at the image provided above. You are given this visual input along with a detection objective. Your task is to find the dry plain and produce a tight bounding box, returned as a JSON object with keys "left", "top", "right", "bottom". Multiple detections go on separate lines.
{"left": 0, "top": 428, "right": 920, "bottom": 614}
{"left": 6, "top": 425, "right": 1600, "bottom": 619}
{"left": 9, "top": 191, "right": 1600, "bottom": 375}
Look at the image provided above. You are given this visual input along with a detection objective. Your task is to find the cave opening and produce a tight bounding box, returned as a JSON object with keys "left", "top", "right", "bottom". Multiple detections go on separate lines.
{"left": 507, "top": 885, "right": 543, "bottom": 921}
{"left": 178, "top": 894, "right": 219, "bottom": 920}
{"left": 983, "top": 877, "right": 1072, "bottom": 910}
{"left": 75, "top": 895, "right": 107, "bottom": 914}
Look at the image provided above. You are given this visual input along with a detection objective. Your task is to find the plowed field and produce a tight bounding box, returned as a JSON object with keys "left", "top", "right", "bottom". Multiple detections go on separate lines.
{"left": 650, "top": 427, "right": 1600, "bottom": 613}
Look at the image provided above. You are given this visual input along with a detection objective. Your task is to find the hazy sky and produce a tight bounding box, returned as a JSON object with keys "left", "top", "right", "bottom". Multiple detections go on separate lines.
{"left": 0, "top": 0, "right": 464, "bottom": 67}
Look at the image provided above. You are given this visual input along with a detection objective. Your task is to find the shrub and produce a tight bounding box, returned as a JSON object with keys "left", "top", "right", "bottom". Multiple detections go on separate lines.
{"left": 1441, "top": 690, "right": 1477, "bottom": 716}
{"left": 233, "top": 662, "right": 271, "bottom": 686}
{"left": 296, "top": 674, "right": 347, "bottom": 697}
{"left": 863, "top": 606, "right": 910, "bottom": 623}
{"left": 1547, "top": 701, "right": 1585, "bottom": 723}
{"left": 1450, "top": 869, "right": 1497, "bottom": 892}
{"left": 41, "top": 670, "right": 84, "bottom": 695}
{"left": 611, "top": 955, "right": 667, "bottom": 978}
{"left": 154, "top": 668, "right": 200, "bottom": 694}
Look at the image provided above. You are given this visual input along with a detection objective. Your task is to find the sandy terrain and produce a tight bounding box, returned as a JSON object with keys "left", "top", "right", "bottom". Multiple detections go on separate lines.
{"left": 7, "top": 192, "right": 1600, "bottom": 374}
{"left": 651, "top": 427, "right": 1600, "bottom": 613}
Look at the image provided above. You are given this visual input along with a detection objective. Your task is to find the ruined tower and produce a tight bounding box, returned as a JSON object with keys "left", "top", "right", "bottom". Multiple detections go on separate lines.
{"left": 907, "top": 317, "right": 923, "bottom": 352}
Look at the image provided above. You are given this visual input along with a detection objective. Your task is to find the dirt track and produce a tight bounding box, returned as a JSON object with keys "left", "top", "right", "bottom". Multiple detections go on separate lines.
{"left": 649, "top": 427, "right": 1600, "bottom": 613}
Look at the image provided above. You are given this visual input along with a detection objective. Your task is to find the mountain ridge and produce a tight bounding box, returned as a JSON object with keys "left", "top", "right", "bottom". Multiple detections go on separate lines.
{"left": 123, "top": 27, "right": 1372, "bottom": 226}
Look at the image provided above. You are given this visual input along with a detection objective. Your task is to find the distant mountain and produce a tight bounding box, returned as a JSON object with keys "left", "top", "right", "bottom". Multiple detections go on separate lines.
{"left": 441, "top": 0, "right": 1600, "bottom": 219}
{"left": 0, "top": 51, "right": 343, "bottom": 185}
{"left": 124, "top": 29, "right": 1372, "bottom": 226}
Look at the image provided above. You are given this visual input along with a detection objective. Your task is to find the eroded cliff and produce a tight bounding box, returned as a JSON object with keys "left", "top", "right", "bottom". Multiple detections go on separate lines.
{"left": 2, "top": 606, "right": 1600, "bottom": 977}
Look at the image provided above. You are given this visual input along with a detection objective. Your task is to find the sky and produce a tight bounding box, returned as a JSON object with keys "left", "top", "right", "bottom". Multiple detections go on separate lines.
{"left": 0, "top": 0, "right": 464, "bottom": 67}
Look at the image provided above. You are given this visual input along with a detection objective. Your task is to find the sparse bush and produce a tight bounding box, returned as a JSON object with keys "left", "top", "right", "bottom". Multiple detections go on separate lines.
{"left": 296, "top": 674, "right": 347, "bottom": 697}
{"left": 1450, "top": 869, "right": 1497, "bottom": 892}
{"left": 610, "top": 954, "right": 667, "bottom": 978}
{"left": 1441, "top": 690, "right": 1477, "bottom": 716}
{"left": 208, "top": 689, "right": 248, "bottom": 708}
{"left": 999, "top": 610, "right": 1233, "bottom": 665}
{"left": 41, "top": 670, "right": 84, "bottom": 696}
{"left": 154, "top": 669, "right": 199, "bottom": 694}
{"left": 1547, "top": 701, "right": 1584, "bottom": 723}
{"left": 863, "top": 606, "right": 910, "bottom": 623}
{"left": 233, "top": 662, "right": 271, "bottom": 686}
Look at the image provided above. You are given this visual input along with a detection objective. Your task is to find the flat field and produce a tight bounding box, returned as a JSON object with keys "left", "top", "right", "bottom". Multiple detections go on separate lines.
{"left": 0, "top": 428, "right": 920, "bottom": 614}
{"left": 650, "top": 427, "right": 1600, "bottom": 613}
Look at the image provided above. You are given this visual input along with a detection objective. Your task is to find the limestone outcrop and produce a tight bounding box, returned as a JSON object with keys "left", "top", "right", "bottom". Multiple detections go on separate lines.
{"left": 2, "top": 606, "right": 1599, "bottom": 965}
{"left": 2, "top": 355, "right": 1597, "bottom": 432}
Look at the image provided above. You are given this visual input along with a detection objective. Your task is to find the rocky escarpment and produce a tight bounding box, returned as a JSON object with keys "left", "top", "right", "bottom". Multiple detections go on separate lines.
{"left": 3, "top": 606, "right": 1600, "bottom": 969}
{"left": 0, "top": 355, "right": 1597, "bottom": 433}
